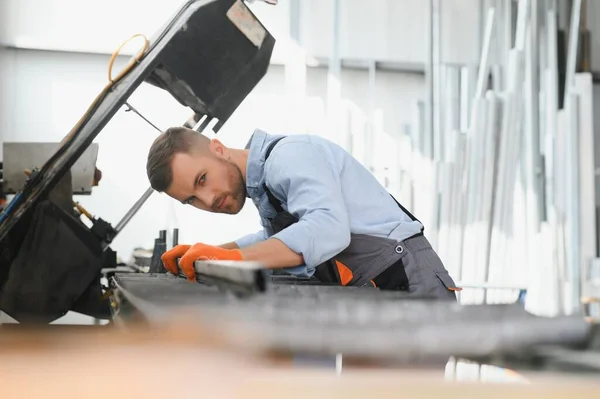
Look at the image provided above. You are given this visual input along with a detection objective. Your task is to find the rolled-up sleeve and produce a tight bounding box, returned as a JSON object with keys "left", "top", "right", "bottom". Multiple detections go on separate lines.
{"left": 235, "top": 228, "right": 268, "bottom": 248}
{"left": 265, "top": 141, "right": 351, "bottom": 269}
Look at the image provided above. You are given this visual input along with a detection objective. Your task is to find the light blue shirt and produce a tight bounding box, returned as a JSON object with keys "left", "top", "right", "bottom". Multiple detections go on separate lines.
{"left": 235, "top": 129, "right": 423, "bottom": 277}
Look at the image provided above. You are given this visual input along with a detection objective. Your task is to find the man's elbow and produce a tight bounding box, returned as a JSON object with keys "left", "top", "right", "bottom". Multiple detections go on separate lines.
{"left": 338, "top": 228, "right": 352, "bottom": 251}
{"left": 323, "top": 223, "right": 351, "bottom": 257}
{"left": 297, "top": 216, "right": 351, "bottom": 266}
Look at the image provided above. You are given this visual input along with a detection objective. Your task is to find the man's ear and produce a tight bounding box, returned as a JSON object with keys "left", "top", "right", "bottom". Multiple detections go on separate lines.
{"left": 209, "top": 139, "right": 226, "bottom": 158}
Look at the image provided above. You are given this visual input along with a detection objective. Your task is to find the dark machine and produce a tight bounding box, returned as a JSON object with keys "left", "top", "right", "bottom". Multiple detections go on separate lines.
{"left": 0, "top": 0, "right": 599, "bottom": 374}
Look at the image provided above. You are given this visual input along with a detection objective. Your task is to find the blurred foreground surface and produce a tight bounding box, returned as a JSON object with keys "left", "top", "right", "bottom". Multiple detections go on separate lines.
{"left": 1, "top": 320, "right": 600, "bottom": 399}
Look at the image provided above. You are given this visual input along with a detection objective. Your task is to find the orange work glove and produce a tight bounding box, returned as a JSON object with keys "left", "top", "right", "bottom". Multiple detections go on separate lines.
{"left": 161, "top": 244, "right": 190, "bottom": 275}
{"left": 161, "top": 243, "right": 243, "bottom": 281}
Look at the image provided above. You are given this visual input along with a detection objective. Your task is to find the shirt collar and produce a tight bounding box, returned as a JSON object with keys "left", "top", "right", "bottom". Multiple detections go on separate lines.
{"left": 245, "top": 128, "right": 270, "bottom": 192}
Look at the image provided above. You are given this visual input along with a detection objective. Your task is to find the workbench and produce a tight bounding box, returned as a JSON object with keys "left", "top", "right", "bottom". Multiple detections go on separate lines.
{"left": 106, "top": 260, "right": 600, "bottom": 374}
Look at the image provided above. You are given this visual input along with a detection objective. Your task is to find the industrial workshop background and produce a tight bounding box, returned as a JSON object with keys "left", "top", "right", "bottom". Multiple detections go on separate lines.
{"left": 1, "top": 0, "right": 599, "bottom": 322}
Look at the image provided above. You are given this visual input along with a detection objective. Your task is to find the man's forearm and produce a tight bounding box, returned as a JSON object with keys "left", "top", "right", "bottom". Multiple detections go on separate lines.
{"left": 239, "top": 238, "right": 304, "bottom": 268}
{"left": 218, "top": 242, "right": 240, "bottom": 250}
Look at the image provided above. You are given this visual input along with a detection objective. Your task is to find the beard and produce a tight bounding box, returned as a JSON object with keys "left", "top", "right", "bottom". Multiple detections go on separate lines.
{"left": 221, "top": 159, "right": 247, "bottom": 214}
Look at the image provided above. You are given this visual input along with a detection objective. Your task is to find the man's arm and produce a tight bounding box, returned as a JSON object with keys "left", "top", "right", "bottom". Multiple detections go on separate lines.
{"left": 239, "top": 238, "right": 304, "bottom": 268}
{"left": 218, "top": 227, "right": 302, "bottom": 268}
{"left": 218, "top": 242, "right": 239, "bottom": 250}
{"left": 238, "top": 140, "right": 351, "bottom": 269}
{"left": 218, "top": 227, "right": 269, "bottom": 250}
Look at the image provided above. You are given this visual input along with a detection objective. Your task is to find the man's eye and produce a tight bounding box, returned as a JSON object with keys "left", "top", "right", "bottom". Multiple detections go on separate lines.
{"left": 199, "top": 174, "right": 206, "bottom": 183}
{"left": 185, "top": 197, "right": 195, "bottom": 205}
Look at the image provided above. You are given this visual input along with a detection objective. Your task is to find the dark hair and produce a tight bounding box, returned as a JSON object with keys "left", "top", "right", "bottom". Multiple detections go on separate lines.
{"left": 146, "top": 126, "right": 207, "bottom": 192}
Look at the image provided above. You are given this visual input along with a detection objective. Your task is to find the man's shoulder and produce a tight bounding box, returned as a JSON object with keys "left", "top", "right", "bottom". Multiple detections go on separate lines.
{"left": 268, "top": 133, "right": 335, "bottom": 152}
{"left": 264, "top": 135, "right": 333, "bottom": 167}
{"left": 264, "top": 133, "right": 346, "bottom": 182}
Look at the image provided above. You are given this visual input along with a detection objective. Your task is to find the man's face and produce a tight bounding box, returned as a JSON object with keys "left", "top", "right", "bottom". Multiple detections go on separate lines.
{"left": 166, "top": 145, "right": 246, "bottom": 214}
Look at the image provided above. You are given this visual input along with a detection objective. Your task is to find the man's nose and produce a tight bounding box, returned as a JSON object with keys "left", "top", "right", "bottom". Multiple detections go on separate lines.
{"left": 196, "top": 190, "right": 215, "bottom": 209}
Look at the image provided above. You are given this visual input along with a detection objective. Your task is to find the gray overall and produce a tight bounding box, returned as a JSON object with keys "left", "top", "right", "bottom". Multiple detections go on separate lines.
{"left": 264, "top": 138, "right": 459, "bottom": 301}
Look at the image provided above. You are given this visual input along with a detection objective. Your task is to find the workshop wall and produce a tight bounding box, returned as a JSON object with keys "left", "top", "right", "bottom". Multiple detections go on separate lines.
{"left": 0, "top": 0, "right": 484, "bottom": 66}
{"left": 299, "top": 0, "right": 481, "bottom": 66}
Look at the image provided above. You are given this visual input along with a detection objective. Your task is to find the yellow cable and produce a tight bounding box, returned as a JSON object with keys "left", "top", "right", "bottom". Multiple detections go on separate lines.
{"left": 74, "top": 202, "right": 94, "bottom": 221}
{"left": 107, "top": 34, "right": 150, "bottom": 83}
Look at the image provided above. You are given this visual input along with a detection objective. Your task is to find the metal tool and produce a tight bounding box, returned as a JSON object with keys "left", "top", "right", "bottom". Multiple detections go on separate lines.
{"left": 175, "top": 259, "right": 268, "bottom": 297}
{"left": 149, "top": 230, "right": 168, "bottom": 273}
{"left": 172, "top": 228, "right": 179, "bottom": 247}
{"left": 124, "top": 102, "right": 163, "bottom": 133}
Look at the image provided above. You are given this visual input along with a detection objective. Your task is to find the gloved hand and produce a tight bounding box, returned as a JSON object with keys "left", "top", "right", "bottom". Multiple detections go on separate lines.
{"left": 161, "top": 243, "right": 243, "bottom": 281}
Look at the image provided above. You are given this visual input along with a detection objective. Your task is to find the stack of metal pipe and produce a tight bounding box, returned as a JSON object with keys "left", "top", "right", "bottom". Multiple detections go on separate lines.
{"left": 405, "top": 0, "right": 596, "bottom": 317}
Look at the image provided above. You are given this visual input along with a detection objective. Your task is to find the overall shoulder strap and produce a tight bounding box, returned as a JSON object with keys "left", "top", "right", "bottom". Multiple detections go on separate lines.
{"left": 390, "top": 194, "right": 425, "bottom": 233}
{"left": 265, "top": 136, "right": 285, "bottom": 159}
{"left": 263, "top": 137, "right": 286, "bottom": 213}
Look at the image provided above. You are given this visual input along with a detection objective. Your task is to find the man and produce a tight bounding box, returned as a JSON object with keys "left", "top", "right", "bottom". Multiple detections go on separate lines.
{"left": 146, "top": 127, "right": 459, "bottom": 300}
